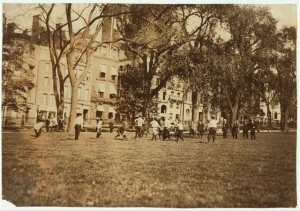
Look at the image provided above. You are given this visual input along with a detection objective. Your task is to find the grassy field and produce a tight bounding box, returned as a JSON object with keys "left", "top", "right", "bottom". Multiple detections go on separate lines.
{"left": 2, "top": 130, "right": 297, "bottom": 208}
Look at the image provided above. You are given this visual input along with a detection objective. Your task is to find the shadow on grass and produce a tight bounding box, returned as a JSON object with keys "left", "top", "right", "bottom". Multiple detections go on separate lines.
{"left": 195, "top": 141, "right": 208, "bottom": 144}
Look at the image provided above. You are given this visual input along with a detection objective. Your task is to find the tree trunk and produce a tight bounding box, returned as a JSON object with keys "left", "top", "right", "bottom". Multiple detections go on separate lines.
{"left": 191, "top": 92, "right": 198, "bottom": 123}
{"left": 67, "top": 83, "right": 79, "bottom": 132}
{"left": 142, "top": 98, "right": 148, "bottom": 117}
{"left": 230, "top": 104, "right": 238, "bottom": 128}
{"left": 281, "top": 109, "right": 289, "bottom": 132}
{"left": 266, "top": 105, "right": 272, "bottom": 131}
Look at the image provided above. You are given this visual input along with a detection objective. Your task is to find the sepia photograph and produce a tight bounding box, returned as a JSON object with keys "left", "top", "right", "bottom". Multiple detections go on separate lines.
{"left": 1, "top": 1, "right": 297, "bottom": 209}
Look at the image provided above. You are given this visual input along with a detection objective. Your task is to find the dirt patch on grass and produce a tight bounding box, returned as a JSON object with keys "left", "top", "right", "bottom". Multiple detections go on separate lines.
{"left": 2, "top": 131, "right": 296, "bottom": 207}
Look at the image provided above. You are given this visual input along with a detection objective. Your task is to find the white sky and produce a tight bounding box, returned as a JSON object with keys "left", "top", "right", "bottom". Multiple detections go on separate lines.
{"left": 2, "top": 2, "right": 298, "bottom": 31}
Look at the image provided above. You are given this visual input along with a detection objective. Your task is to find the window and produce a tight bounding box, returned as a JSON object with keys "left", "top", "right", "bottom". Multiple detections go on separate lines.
{"left": 113, "top": 17, "right": 118, "bottom": 30}
{"left": 177, "top": 92, "right": 181, "bottom": 98}
{"left": 99, "top": 92, "right": 104, "bottom": 98}
{"left": 108, "top": 112, "right": 114, "bottom": 119}
{"left": 96, "top": 111, "right": 103, "bottom": 118}
{"left": 45, "top": 77, "right": 49, "bottom": 86}
{"left": 85, "top": 73, "right": 90, "bottom": 81}
{"left": 101, "top": 46, "right": 108, "bottom": 55}
{"left": 161, "top": 105, "right": 167, "bottom": 113}
{"left": 64, "top": 86, "right": 69, "bottom": 98}
{"left": 111, "top": 66, "right": 118, "bottom": 81}
{"left": 176, "top": 104, "right": 179, "bottom": 109}
{"left": 186, "top": 109, "right": 190, "bottom": 116}
{"left": 85, "top": 89, "right": 89, "bottom": 101}
{"left": 43, "top": 93, "right": 47, "bottom": 105}
{"left": 51, "top": 94, "right": 55, "bottom": 105}
{"left": 45, "top": 63, "right": 51, "bottom": 72}
{"left": 170, "top": 103, "right": 173, "bottom": 108}
{"left": 163, "top": 91, "right": 166, "bottom": 100}
{"left": 100, "top": 64, "right": 107, "bottom": 78}
{"left": 110, "top": 94, "right": 116, "bottom": 99}
{"left": 275, "top": 112, "right": 278, "bottom": 120}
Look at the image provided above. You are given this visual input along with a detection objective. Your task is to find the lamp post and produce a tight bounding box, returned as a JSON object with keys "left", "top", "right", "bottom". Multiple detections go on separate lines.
{"left": 36, "top": 105, "right": 39, "bottom": 123}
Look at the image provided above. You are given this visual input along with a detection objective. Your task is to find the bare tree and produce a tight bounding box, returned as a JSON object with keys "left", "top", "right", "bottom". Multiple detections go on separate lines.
{"left": 37, "top": 3, "right": 130, "bottom": 131}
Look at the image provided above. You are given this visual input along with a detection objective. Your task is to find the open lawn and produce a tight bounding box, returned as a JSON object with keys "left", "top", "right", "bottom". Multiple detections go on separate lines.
{"left": 1, "top": 131, "right": 297, "bottom": 208}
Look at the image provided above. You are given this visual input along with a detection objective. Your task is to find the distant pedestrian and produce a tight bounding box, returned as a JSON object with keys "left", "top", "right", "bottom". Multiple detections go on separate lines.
{"left": 189, "top": 121, "right": 196, "bottom": 138}
{"left": 249, "top": 119, "right": 257, "bottom": 140}
{"left": 232, "top": 120, "right": 239, "bottom": 139}
{"left": 109, "top": 117, "right": 114, "bottom": 133}
{"left": 45, "top": 114, "right": 51, "bottom": 132}
{"left": 150, "top": 117, "right": 161, "bottom": 141}
{"left": 197, "top": 120, "right": 204, "bottom": 139}
{"left": 222, "top": 119, "right": 228, "bottom": 139}
{"left": 176, "top": 119, "right": 184, "bottom": 142}
{"left": 173, "top": 117, "right": 180, "bottom": 138}
{"left": 58, "top": 115, "right": 64, "bottom": 131}
{"left": 162, "top": 117, "right": 171, "bottom": 141}
{"left": 49, "top": 116, "right": 58, "bottom": 132}
{"left": 34, "top": 112, "right": 45, "bottom": 138}
{"left": 134, "top": 115, "right": 144, "bottom": 139}
{"left": 96, "top": 118, "right": 102, "bottom": 138}
{"left": 207, "top": 115, "right": 218, "bottom": 142}
{"left": 243, "top": 120, "right": 249, "bottom": 139}
{"left": 158, "top": 117, "right": 164, "bottom": 139}
{"left": 73, "top": 113, "right": 83, "bottom": 140}
{"left": 115, "top": 117, "right": 129, "bottom": 140}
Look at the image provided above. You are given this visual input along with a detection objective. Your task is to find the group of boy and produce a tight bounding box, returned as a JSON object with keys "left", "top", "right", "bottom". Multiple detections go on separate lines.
{"left": 133, "top": 115, "right": 185, "bottom": 142}
{"left": 222, "top": 118, "right": 257, "bottom": 140}
{"left": 34, "top": 112, "right": 65, "bottom": 138}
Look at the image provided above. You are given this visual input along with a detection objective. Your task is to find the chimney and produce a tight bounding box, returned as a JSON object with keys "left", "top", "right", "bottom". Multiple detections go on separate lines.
{"left": 32, "top": 15, "right": 41, "bottom": 37}
{"left": 56, "top": 23, "right": 62, "bottom": 30}
{"left": 7, "top": 22, "right": 16, "bottom": 35}
{"left": 3, "top": 13, "right": 7, "bottom": 35}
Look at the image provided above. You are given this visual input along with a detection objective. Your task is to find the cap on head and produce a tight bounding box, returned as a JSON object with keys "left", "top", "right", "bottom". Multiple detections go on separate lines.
{"left": 211, "top": 115, "right": 215, "bottom": 119}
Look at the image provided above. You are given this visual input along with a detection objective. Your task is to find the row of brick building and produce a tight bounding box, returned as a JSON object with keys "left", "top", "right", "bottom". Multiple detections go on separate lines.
{"left": 2, "top": 13, "right": 281, "bottom": 128}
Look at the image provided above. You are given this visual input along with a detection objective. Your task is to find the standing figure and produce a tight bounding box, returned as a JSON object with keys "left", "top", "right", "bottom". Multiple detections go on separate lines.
{"left": 158, "top": 117, "right": 164, "bottom": 140}
{"left": 134, "top": 115, "right": 144, "bottom": 139}
{"left": 189, "top": 121, "right": 196, "bottom": 138}
{"left": 150, "top": 117, "right": 161, "bottom": 141}
{"left": 207, "top": 115, "right": 219, "bottom": 142}
{"left": 222, "top": 119, "right": 229, "bottom": 139}
{"left": 96, "top": 118, "right": 102, "bottom": 138}
{"left": 45, "top": 114, "right": 51, "bottom": 132}
{"left": 73, "top": 113, "right": 83, "bottom": 140}
{"left": 49, "top": 116, "right": 58, "bottom": 132}
{"left": 232, "top": 120, "right": 239, "bottom": 139}
{"left": 109, "top": 117, "right": 114, "bottom": 133}
{"left": 249, "top": 119, "right": 257, "bottom": 140}
{"left": 197, "top": 120, "right": 204, "bottom": 139}
{"left": 173, "top": 117, "right": 180, "bottom": 138}
{"left": 141, "top": 117, "right": 148, "bottom": 137}
{"left": 58, "top": 115, "right": 64, "bottom": 131}
{"left": 176, "top": 119, "right": 184, "bottom": 142}
{"left": 243, "top": 120, "right": 249, "bottom": 139}
{"left": 34, "top": 112, "right": 45, "bottom": 138}
{"left": 162, "top": 117, "right": 171, "bottom": 141}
